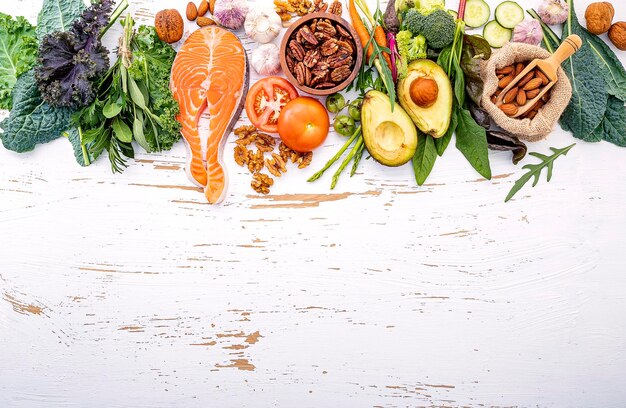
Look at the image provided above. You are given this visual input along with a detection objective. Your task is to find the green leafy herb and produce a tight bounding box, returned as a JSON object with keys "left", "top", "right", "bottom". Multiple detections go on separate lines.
{"left": 412, "top": 132, "right": 437, "bottom": 185}
{"left": 74, "top": 16, "right": 181, "bottom": 172}
{"left": 0, "top": 13, "right": 38, "bottom": 110}
{"left": 455, "top": 107, "right": 491, "bottom": 179}
{"left": 0, "top": 70, "right": 72, "bottom": 152}
{"left": 505, "top": 143, "right": 575, "bottom": 202}
{"left": 35, "top": 0, "right": 85, "bottom": 40}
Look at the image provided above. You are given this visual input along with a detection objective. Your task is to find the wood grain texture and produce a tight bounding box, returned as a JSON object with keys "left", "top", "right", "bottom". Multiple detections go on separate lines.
{"left": 1, "top": 0, "right": 626, "bottom": 407}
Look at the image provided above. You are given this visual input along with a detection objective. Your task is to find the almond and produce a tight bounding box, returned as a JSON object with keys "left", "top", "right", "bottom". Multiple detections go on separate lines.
{"left": 496, "top": 65, "right": 514, "bottom": 75}
{"left": 523, "top": 78, "right": 543, "bottom": 91}
{"left": 515, "top": 62, "right": 525, "bottom": 76}
{"left": 209, "top": 0, "right": 216, "bottom": 14}
{"left": 500, "top": 103, "right": 518, "bottom": 116}
{"left": 197, "top": 0, "right": 209, "bottom": 17}
{"left": 516, "top": 90, "right": 527, "bottom": 106}
{"left": 536, "top": 70, "right": 549, "bottom": 86}
{"left": 498, "top": 74, "right": 514, "bottom": 89}
{"left": 186, "top": 2, "right": 198, "bottom": 20}
{"left": 517, "top": 71, "right": 535, "bottom": 88}
{"left": 526, "top": 88, "right": 541, "bottom": 99}
{"left": 197, "top": 16, "right": 216, "bottom": 26}
{"left": 497, "top": 73, "right": 505, "bottom": 79}
{"left": 542, "top": 91, "right": 551, "bottom": 103}
{"left": 504, "top": 87, "right": 519, "bottom": 104}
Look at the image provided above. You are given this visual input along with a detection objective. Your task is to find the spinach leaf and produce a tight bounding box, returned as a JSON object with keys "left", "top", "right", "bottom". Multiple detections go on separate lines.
{"left": 559, "top": 43, "right": 607, "bottom": 141}
{"left": 0, "top": 70, "right": 71, "bottom": 152}
{"left": 0, "top": 13, "right": 38, "bottom": 110}
{"left": 590, "top": 96, "right": 626, "bottom": 147}
{"left": 435, "top": 103, "right": 456, "bottom": 156}
{"left": 567, "top": 1, "right": 626, "bottom": 102}
{"left": 461, "top": 35, "right": 491, "bottom": 105}
{"left": 36, "top": 0, "right": 85, "bottom": 40}
{"left": 455, "top": 107, "right": 491, "bottom": 179}
{"left": 412, "top": 133, "right": 438, "bottom": 185}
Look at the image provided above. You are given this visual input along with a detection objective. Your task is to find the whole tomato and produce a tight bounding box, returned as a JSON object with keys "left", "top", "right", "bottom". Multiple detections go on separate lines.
{"left": 277, "top": 97, "right": 329, "bottom": 152}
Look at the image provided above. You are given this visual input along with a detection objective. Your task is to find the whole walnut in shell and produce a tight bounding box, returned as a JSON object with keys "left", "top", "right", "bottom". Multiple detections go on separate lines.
{"left": 585, "top": 2, "right": 614, "bottom": 35}
{"left": 155, "top": 9, "right": 184, "bottom": 44}
{"left": 609, "top": 22, "right": 626, "bottom": 51}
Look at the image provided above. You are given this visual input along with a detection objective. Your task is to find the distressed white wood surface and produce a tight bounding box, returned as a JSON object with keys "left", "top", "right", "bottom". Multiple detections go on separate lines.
{"left": 2, "top": 0, "right": 626, "bottom": 406}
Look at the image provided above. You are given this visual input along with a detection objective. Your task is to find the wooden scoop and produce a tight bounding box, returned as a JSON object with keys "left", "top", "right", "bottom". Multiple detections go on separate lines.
{"left": 496, "top": 35, "right": 582, "bottom": 118}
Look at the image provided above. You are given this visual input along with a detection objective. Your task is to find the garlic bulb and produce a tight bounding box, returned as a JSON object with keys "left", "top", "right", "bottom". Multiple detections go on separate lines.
{"left": 245, "top": 7, "right": 282, "bottom": 44}
{"left": 213, "top": 0, "right": 249, "bottom": 30}
{"left": 537, "top": 0, "right": 569, "bottom": 25}
{"left": 251, "top": 43, "right": 282, "bottom": 76}
{"left": 512, "top": 19, "right": 544, "bottom": 46}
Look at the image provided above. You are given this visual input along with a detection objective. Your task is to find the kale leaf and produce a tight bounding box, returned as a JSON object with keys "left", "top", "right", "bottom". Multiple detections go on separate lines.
{"left": 0, "top": 13, "right": 38, "bottom": 110}
{"left": 36, "top": 0, "right": 85, "bottom": 40}
{"left": 0, "top": 70, "right": 72, "bottom": 152}
{"left": 35, "top": 0, "right": 114, "bottom": 108}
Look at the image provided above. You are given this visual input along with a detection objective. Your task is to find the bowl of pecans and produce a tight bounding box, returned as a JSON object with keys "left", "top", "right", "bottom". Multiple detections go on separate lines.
{"left": 280, "top": 12, "right": 363, "bottom": 96}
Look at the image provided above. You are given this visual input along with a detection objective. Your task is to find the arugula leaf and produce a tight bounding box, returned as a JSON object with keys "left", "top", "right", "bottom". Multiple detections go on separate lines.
{"left": 505, "top": 144, "right": 575, "bottom": 202}
{"left": 0, "top": 70, "right": 71, "bottom": 152}
{"left": 590, "top": 96, "right": 626, "bottom": 147}
{"left": 35, "top": 0, "right": 85, "bottom": 40}
{"left": 455, "top": 107, "right": 491, "bottom": 179}
{"left": 412, "top": 133, "right": 437, "bottom": 185}
{"left": 0, "top": 13, "right": 38, "bottom": 110}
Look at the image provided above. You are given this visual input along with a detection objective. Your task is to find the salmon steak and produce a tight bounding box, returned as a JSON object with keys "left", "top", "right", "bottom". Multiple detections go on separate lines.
{"left": 170, "top": 26, "right": 249, "bottom": 204}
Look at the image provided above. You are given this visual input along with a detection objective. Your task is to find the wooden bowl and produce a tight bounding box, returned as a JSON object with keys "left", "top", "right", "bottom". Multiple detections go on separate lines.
{"left": 280, "top": 12, "right": 363, "bottom": 96}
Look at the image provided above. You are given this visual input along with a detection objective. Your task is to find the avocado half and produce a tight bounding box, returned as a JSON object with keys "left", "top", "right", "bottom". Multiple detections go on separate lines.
{"left": 398, "top": 59, "right": 453, "bottom": 138}
{"left": 361, "top": 90, "right": 418, "bottom": 167}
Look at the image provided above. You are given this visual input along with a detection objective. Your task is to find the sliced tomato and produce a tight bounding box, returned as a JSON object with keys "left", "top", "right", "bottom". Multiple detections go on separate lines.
{"left": 245, "top": 77, "right": 299, "bottom": 133}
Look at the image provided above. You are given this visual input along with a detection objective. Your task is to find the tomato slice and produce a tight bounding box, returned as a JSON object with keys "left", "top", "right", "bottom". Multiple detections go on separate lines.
{"left": 245, "top": 77, "right": 299, "bottom": 133}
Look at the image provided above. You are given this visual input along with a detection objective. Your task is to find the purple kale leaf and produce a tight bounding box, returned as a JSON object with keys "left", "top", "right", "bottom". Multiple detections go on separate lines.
{"left": 35, "top": 0, "right": 114, "bottom": 108}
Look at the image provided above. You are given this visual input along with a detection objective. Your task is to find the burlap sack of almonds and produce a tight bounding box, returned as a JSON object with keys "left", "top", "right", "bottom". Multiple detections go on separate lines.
{"left": 481, "top": 42, "right": 572, "bottom": 142}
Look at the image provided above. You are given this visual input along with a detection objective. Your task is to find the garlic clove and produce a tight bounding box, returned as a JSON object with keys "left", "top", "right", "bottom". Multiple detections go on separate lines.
{"left": 251, "top": 43, "right": 282, "bottom": 76}
{"left": 245, "top": 7, "right": 283, "bottom": 44}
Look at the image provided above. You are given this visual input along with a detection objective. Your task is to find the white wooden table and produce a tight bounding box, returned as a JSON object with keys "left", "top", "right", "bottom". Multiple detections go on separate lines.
{"left": 2, "top": 0, "right": 626, "bottom": 406}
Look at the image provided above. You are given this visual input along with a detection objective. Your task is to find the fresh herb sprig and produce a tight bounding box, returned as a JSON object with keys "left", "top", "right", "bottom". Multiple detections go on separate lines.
{"left": 505, "top": 143, "right": 575, "bottom": 202}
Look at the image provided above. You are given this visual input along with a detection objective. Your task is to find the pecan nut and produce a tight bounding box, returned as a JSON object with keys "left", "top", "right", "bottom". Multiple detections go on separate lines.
{"left": 327, "top": 53, "right": 352, "bottom": 69}
{"left": 303, "top": 49, "right": 320, "bottom": 68}
{"left": 294, "top": 61, "right": 306, "bottom": 85}
{"left": 330, "top": 65, "right": 351, "bottom": 82}
{"left": 337, "top": 25, "right": 351, "bottom": 38}
{"left": 336, "top": 40, "right": 353, "bottom": 54}
{"left": 298, "top": 25, "right": 318, "bottom": 45}
{"left": 320, "top": 39, "right": 339, "bottom": 56}
{"left": 289, "top": 40, "right": 305, "bottom": 61}
{"left": 316, "top": 20, "right": 336, "bottom": 36}
{"left": 329, "top": 0, "right": 342, "bottom": 15}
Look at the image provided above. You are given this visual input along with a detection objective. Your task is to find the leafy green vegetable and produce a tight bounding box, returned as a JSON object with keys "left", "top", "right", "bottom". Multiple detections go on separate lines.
{"left": 589, "top": 96, "right": 626, "bottom": 147}
{"left": 74, "top": 17, "right": 181, "bottom": 172}
{"left": 505, "top": 144, "right": 575, "bottom": 202}
{"left": 412, "top": 133, "right": 437, "bottom": 185}
{"left": 460, "top": 34, "right": 491, "bottom": 105}
{"left": 455, "top": 108, "right": 491, "bottom": 179}
{"left": 0, "top": 13, "right": 38, "bottom": 110}
{"left": 0, "top": 70, "right": 71, "bottom": 152}
{"left": 36, "top": 0, "right": 85, "bottom": 40}
{"left": 67, "top": 127, "right": 95, "bottom": 166}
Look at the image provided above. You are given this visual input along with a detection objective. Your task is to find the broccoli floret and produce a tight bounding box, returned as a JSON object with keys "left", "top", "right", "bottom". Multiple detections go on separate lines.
{"left": 422, "top": 9, "right": 455, "bottom": 49}
{"left": 396, "top": 30, "right": 427, "bottom": 78}
{"left": 415, "top": 0, "right": 445, "bottom": 15}
{"left": 402, "top": 8, "right": 427, "bottom": 34}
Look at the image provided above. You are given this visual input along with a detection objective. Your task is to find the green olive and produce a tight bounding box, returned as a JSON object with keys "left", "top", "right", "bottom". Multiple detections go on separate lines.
{"left": 325, "top": 93, "right": 346, "bottom": 113}
{"left": 348, "top": 98, "right": 363, "bottom": 120}
{"left": 333, "top": 115, "right": 356, "bottom": 136}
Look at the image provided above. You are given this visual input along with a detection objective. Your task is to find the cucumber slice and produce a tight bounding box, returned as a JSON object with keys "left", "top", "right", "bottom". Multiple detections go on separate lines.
{"left": 464, "top": 0, "right": 490, "bottom": 28}
{"left": 448, "top": 9, "right": 458, "bottom": 20}
{"left": 483, "top": 20, "right": 512, "bottom": 48}
{"left": 495, "top": 1, "right": 524, "bottom": 29}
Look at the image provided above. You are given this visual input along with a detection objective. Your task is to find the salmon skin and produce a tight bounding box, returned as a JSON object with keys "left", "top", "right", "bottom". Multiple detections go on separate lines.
{"left": 170, "top": 27, "right": 249, "bottom": 204}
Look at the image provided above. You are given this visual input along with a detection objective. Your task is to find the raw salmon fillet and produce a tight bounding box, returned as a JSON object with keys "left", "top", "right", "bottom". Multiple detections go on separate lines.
{"left": 170, "top": 27, "right": 249, "bottom": 204}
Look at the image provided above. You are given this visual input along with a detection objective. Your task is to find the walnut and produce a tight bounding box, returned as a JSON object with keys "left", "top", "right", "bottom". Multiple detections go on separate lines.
{"left": 585, "top": 2, "right": 614, "bottom": 35}
{"left": 251, "top": 173, "right": 274, "bottom": 194}
{"left": 255, "top": 133, "right": 276, "bottom": 152}
{"left": 234, "top": 125, "right": 257, "bottom": 146}
{"left": 234, "top": 145, "right": 248, "bottom": 166}
{"left": 265, "top": 153, "right": 287, "bottom": 177}
{"left": 295, "top": 151, "right": 313, "bottom": 169}
{"left": 247, "top": 149, "right": 264, "bottom": 173}
{"left": 609, "top": 22, "right": 626, "bottom": 51}
{"left": 155, "top": 9, "right": 184, "bottom": 44}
